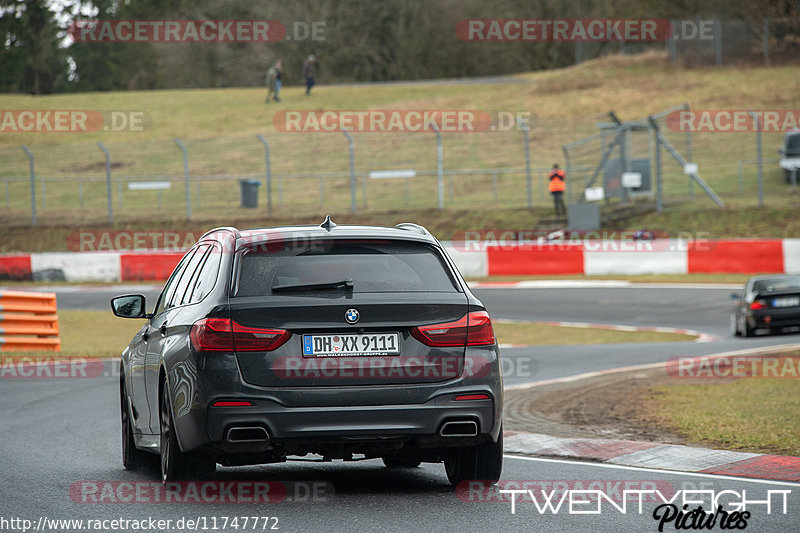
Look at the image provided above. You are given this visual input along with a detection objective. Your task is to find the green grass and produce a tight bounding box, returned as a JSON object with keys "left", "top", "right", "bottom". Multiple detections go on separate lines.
{"left": 0, "top": 51, "right": 798, "bottom": 227}
{"left": 493, "top": 321, "right": 695, "bottom": 345}
{"left": 645, "top": 375, "right": 800, "bottom": 456}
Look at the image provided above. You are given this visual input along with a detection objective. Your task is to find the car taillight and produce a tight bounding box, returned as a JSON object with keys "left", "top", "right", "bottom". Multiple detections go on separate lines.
{"left": 190, "top": 318, "right": 291, "bottom": 352}
{"left": 411, "top": 311, "right": 496, "bottom": 347}
{"left": 750, "top": 299, "right": 767, "bottom": 310}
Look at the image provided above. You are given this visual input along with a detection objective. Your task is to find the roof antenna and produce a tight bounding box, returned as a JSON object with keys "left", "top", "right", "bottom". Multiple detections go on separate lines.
{"left": 320, "top": 215, "right": 337, "bottom": 231}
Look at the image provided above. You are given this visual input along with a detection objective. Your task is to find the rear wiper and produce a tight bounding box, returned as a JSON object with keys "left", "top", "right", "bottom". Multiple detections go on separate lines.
{"left": 271, "top": 278, "right": 354, "bottom": 293}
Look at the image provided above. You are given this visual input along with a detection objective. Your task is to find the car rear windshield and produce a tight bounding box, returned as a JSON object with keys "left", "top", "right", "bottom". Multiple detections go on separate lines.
{"left": 235, "top": 239, "right": 459, "bottom": 296}
{"left": 753, "top": 276, "right": 800, "bottom": 293}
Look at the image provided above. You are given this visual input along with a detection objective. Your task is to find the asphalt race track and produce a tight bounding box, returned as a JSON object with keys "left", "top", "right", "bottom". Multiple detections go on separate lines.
{"left": 1, "top": 283, "right": 798, "bottom": 532}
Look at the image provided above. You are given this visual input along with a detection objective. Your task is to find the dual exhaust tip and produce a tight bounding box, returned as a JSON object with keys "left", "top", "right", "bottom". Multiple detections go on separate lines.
{"left": 439, "top": 420, "right": 478, "bottom": 437}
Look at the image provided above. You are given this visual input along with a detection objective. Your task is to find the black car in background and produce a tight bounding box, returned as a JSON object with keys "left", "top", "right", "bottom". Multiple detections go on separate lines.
{"left": 731, "top": 274, "right": 800, "bottom": 336}
{"left": 111, "top": 218, "right": 503, "bottom": 485}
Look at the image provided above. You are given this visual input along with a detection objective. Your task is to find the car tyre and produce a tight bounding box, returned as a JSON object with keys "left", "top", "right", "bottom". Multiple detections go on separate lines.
{"left": 444, "top": 429, "right": 503, "bottom": 486}
{"left": 160, "top": 381, "right": 215, "bottom": 482}
{"left": 730, "top": 314, "right": 741, "bottom": 337}
{"left": 741, "top": 318, "right": 755, "bottom": 337}
{"left": 382, "top": 457, "right": 421, "bottom": 469}
{"left": 121, "top": 378, "right": 149, "bottom": 470}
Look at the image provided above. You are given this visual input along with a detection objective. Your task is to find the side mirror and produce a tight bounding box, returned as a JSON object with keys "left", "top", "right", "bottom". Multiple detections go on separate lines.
{"left": 111, "top": 294, "right": 148, "bottom": 319}
{"left": 730, "top": 292, "right": 741, "bottom": 300}
{"left": 778, "top": 148, "right": 785, "bottom": 156}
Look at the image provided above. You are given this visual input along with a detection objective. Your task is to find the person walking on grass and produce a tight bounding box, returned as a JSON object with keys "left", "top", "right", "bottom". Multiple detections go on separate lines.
{"left": 265, "top": 60, "right": 283, "bottom": 103}
{"left": 303, "top": 55, "right": 316, "bottom": 95}
{"left": 548, "top": 163, "right": 566, "bottom": 216}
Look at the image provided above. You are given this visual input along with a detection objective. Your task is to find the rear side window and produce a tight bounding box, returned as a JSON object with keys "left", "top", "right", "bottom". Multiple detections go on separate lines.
{"left": 154, "top": 251, "right": 194, "bottom": 315}
{"left": 169, "top": 244, "right": 209, "bottom": 308}
{"left": 188, "top": 243, "right": 222, "bottom": 303}
{"left": 235, "top": 240, "right": 458, "bottom": 296}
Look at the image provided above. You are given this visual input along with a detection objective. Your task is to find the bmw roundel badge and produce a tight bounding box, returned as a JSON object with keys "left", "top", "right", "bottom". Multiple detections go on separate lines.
{"left": 345, "top": 308, "right": 360, "bottom": 324}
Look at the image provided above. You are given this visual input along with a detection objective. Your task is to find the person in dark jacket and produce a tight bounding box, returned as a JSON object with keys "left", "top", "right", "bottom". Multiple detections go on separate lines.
{"left": 302, "top": 55, "right": 316, "bottom": 95}
{"left": 265, "top": 60, "right": 283, "bottom": 103}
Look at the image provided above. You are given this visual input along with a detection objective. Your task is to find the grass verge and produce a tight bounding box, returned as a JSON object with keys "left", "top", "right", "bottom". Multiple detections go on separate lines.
{"left": 640, "top": 365, "right": 800, "bottom": 456}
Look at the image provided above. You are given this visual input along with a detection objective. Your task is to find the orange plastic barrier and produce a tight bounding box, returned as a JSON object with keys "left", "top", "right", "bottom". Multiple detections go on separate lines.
{"left": 0, "top": 291, "right": 60, "bottom": 351}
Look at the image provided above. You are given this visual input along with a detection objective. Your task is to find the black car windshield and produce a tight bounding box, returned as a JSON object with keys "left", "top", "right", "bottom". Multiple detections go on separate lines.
{"left": 235, "top": 239, "right": 459, "bottom": 296}
{"left": 753, "top": 276, "right": 800, "bottom": 293}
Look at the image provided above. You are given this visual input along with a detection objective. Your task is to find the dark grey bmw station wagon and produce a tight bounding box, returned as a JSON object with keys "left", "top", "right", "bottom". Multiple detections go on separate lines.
{"left": 112, "top": 218, "right": 503, "bottom": 485}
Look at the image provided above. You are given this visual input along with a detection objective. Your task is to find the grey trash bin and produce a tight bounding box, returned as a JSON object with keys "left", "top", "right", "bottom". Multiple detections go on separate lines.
{"left": 239, "top": 179, "right": 261, "bottom": 208}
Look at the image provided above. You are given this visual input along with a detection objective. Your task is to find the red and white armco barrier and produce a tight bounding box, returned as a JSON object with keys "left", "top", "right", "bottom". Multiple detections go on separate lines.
{"left": 1, "top": 239, "right": 799, "bottom": 282}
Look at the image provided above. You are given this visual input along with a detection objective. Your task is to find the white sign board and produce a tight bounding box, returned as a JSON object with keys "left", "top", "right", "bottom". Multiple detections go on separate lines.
{"left": 369, "top": 170, "right": 416, "bottom": 179}
{"left": 621, "top": 172, "right": 642, "bottom": 188}
{"left": 683, "top": 163, "right": 699, "bottom": 175}
{"left": 128, "top": 181, "right": 171, "bottom": 190}
{"left": 584, "top": 186, "right": 605, "bottom": 202}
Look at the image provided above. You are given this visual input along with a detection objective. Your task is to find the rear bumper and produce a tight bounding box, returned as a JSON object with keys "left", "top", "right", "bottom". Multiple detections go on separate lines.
{"left": 749, "top": 308, "right": 800, "bottom": 329}
{"left": 206, "top": 391, "right": 499, "bottom": 454}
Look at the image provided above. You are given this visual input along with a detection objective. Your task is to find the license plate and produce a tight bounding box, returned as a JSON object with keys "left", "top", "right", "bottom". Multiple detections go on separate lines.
{"left": 302, "top": 333, "right": 400, "bottom": 357}
{"left": 772, "top": 296, "right": 800, "bottom": 307}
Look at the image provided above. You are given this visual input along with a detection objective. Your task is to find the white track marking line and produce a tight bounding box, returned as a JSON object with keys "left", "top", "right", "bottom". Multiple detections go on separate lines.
{"left": 503, "top": 455, "right": 800, "bottom": 487}
{"left": 504, "top": 342, "right": 800, "bottom": 391}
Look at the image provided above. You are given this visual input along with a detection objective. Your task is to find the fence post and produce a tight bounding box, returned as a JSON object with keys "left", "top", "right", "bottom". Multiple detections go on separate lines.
{"left": 174, "top": 138, "right": 191, "bottom": 219}
{"left": 4, "top": 180, "right": 8, "bottom": 208}
{"left": 655, "top": 129, "right": 663, "bottom": 212}
{"left": 97, "top": 142, "right": 113, "bottom": 223}
{"left": 430, "top": 122, "right": 444, "bottom": 210}
{"left": 518, "top": 118, "right": 533, "bottom": 207}
{"left": 737, "top": 160, "right": 744, "bottom": 196}
{"left": 762, "top": 18, "right": 770, "bottom": 66}
{"left": 714, "top": 16, "right": 722, "bottom": 66}
{"left": 562, "top": 147, "right": 571, "bottom": 205}
{"left": 748, "top": 111, "right": 764, "bottom": 207}
{"left": 255, "top": 134, "right": 272, "bottom": 216}
{"left": 319, "top": 176, "right": 324, "bottom": 206}
{"left": 41, "top": 179, "right": 46, "bottom": 209}
{"left": 684, "top": 103, "right": 694, "bottom": 199}
{"left": 341, "top": 129, "right": 356, "bottom": 213}
{"left": 79, "top": 179, "right": 83, "bottom": 208}
{"left": 21, "top": 146, "right": 36, "bottom": 226}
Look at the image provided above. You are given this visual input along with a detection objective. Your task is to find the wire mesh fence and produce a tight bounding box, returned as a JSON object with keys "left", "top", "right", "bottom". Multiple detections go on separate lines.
{"left": 0, "top": 104, "right": 795, "bottom": 226}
